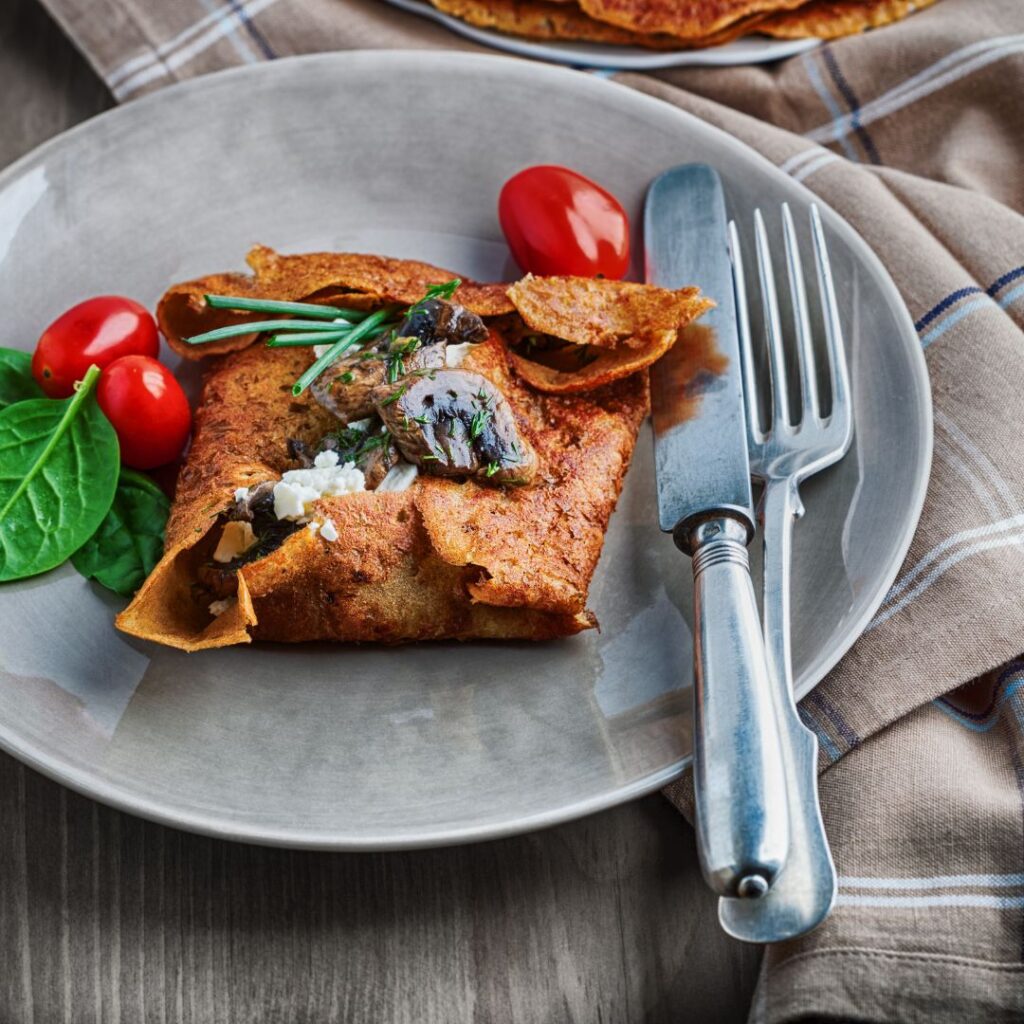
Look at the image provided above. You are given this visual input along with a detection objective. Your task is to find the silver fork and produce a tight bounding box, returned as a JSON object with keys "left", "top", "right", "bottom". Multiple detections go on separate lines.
{"left": 718, "top": 203, "right": 853, "bottom": 943}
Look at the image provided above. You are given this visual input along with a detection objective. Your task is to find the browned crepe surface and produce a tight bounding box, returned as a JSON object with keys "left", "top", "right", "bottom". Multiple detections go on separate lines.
{"left": 504, "top": 275, "right": 714, "bottom": 393}
{"left": 116, "top": 328, "right": 648, "bottom": 651}
{"left": 574, "top": 0, "right": 807, "bottom": 38}
{"left": 158, "top": 244, "right": 514, "bottom": 361}
{"left": 430, "top": 0, "right": 935, "bottom": 45}
{"left": 760, "top": 0, "right": 937, "bottom": 38}
{"left": 427, "top": 0, "right": 769, "bottom": 48}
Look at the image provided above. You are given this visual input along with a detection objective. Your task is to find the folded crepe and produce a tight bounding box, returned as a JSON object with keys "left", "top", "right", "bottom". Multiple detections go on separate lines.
{"left": 117, "top": 250, "right": 711, "bottom": 651}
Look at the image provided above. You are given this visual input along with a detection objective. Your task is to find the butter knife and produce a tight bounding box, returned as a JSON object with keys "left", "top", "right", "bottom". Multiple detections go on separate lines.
{"left": 645, "top": 163, "right": 789, "bottom": 898}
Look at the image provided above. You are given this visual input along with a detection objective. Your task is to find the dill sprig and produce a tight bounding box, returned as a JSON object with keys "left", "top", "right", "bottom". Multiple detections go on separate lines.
{"left": 377, "top": 383, "right": 408, "bottom": 407}
{"left": 404, "top": 278, "right": 461, "bottom": 323}
{"left": 469, "top": 406, "right": 491, "bottom": 441}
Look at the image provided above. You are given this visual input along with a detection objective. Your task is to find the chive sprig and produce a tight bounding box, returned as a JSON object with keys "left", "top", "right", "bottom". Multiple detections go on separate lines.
{"left": 184, "top": 278, "right": 462, "bottom": 395}
{"left": 185, "top": 319, "right": 357, "bottom": 346}
{"left": 266, "top": 331, "right": 351, "bottom": 347}
{"left": 292, "top": 306, "right": 398, "bottom": 396}
{"left": 203, "top": 294, "right": 369, "bottom": 321}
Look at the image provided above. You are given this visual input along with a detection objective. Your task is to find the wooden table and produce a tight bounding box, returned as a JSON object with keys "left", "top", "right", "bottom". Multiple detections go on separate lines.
{"left": 0, "top": 3, "right": 762, "bottom": 1019}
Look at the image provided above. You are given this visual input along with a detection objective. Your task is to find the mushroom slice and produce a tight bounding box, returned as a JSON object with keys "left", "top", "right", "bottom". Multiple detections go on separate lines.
{"left": 309, "top": 299, "right": 487, "bottom": 424}
{"left": 357, "top": 435, "right": 400, "bottom": 489}
{"left": 376, "top": 370, "right": 536, "bottom": 486}
{"left": 310, "top": 338, "right": 444, "bottom": 423}
{"left": 394, "top": 298, "right": 489, "bottom": 348}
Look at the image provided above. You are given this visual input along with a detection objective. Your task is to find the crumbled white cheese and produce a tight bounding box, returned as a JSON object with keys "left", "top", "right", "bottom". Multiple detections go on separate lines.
{"left": 213, "top": 521, "right": 257, "bottom": 563}
{"left": 314, "top": 449, "right": 341, "bottom": 469}
{"left": 208, "top": 598, "right": 235, "bottom": 617}
{"left": 306, "top": 521, "right": 320, "bottom": 535}
{"left": 445, "top": 343, "right": 473, "bottom": 368}
{"left": 233, "top": 487, "right": 249, "bottom": 503}
{"left": 376, "top": 461, "right": 420, "bottom": 493}
{"left": 320, "top": 518, "right": 339, "bottom": 542}
{"left": 272, "top": 448, "right": 365, "bottom": 521}
{"left": 273, "top": 482, "right": 309, "bottom": 520}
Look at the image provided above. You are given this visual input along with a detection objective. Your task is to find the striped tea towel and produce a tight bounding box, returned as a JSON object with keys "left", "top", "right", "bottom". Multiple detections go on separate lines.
{"left": 33, "top": 0, "right": 1024, "bottom": 1018}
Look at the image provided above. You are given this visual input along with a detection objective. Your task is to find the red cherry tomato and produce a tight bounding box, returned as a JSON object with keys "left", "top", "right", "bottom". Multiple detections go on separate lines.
{"left": 97, "top": 355, "right": 191, "bottom": 470}
{"left": 32, "top": 296, "right": 159, "bottom": 398}
{"left": 498, "top": 165, "right": 630, "bottom": 279}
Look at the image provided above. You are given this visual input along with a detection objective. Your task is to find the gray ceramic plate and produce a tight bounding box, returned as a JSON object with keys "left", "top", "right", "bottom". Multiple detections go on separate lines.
{"left": 382, "top": 0, "right": 819, "bottom": 70}
{"left": 0, "top": 52, "right": 930, "bottom": 849}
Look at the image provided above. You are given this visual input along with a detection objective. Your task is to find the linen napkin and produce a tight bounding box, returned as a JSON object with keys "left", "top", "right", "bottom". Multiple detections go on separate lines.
{"left": 33, "top": 0, "right": 1024, "bottom": 1018}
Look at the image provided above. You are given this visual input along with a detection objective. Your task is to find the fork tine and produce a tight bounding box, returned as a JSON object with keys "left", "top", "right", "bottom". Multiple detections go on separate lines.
{"left": 754, "top": 209, "right": 790, "bottom": 429}
{"left": 810, "top": 206, "right": 852, "bottom": 446}
{"left": 728, "top": 219, "right": 763, "bottom": 447}
{"left": 781, "top": 203, "right": 820, "bottom": 423}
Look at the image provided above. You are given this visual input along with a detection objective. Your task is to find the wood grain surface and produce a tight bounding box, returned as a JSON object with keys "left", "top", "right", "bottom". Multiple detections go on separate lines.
{"left": 0, "top": 3, "right": 761, "bottom": 1020}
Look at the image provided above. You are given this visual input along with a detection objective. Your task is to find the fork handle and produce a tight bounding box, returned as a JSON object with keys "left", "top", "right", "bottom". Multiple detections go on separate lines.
{"left": 687, "top": 515, "right": 790, "bottom": 897}
{"left": 718, "top": 480, "right": 837, "bottom": 940}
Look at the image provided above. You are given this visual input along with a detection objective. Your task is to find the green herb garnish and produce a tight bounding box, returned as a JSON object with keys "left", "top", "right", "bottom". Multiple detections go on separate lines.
{"left": 485, "top": 461, "right": 500, "bottom": 478}
{"left": 377, "top": 384, "right": 408, "bottom": 407}
{"left": 406, "top": 279, "right": 460, "bottom": 322}
{"left": 186, "top": 319, "right": 355, "bottom": 346}
{"left": 266, "top": 330, "right": 350, "bottom": 347}
{"left": 203, "top": 294, "right": 369, "bottom": 322}
{"left": 386, "top": 355, "right": 405, "bottom": 384}
{"left": 324, "top": 423, "right": 392, "bottom": 465}
{"left": 292, "top": 306, "right": 398, "bottom": 396}
{"left": 469, "top": 407, "right": 491, "bottom": 441}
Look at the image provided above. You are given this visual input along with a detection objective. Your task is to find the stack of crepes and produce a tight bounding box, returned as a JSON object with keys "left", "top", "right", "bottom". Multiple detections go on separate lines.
{"left": 426, "top": 0, "right": 938, "bottom": 48}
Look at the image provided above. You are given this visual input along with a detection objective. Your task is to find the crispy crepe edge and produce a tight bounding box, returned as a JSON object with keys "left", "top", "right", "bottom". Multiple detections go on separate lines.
{"left": 159, "top": 246, "right": 515, "bottom": 361}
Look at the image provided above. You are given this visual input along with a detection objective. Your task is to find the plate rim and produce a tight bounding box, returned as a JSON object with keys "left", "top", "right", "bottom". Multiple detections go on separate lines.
{"left": 381, "top": 0, "right": 821, "bottom": 70}
{"left": 0, "top": 50, "right": 933, "bottom": 849}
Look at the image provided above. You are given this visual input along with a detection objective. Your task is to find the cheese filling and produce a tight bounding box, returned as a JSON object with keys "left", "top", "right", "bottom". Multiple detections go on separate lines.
{"left": 213, "top": 521, "right": 257, "bottom": 563}
{"left": 445, "top": 343, "right": 473, "bottom": 368}
{"left": 272, "top": 449, "right": 365, "bottom": 521}
{"left": 377, "top": 461, "right": 419, "bottom": 493}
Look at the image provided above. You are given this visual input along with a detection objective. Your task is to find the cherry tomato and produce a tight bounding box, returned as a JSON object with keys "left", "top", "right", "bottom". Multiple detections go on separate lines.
{"left": 97, "top": 355, "right": 191, "bottom": 470}
{"left": 498, "top": 165, "right": 630, "bottom": 279}
{"left": 32, "top": 296, "right": 159, "bottom": 398}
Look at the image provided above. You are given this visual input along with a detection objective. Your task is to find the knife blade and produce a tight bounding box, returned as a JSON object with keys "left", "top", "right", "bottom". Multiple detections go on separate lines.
{"left": 647, "top": 163, "right": 754, "bottom": 536}
{"left": 644, "top": 164, "right": 790, "bottom": 899}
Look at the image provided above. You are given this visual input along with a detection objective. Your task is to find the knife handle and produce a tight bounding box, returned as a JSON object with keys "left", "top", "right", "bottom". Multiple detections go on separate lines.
{"left": 685, "top": 515, "right": 790, "bottom": 898}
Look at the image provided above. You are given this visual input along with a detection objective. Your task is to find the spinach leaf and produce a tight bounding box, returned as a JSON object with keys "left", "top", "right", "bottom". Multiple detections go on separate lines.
{"left": 72, "top": 469, "right": 170, "bottom": 596}
{"left": 0, "top": 365, "right": 119, "bottom": 581}
{"left": 0, "top": 347, "right": 44, "bottom": 409}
